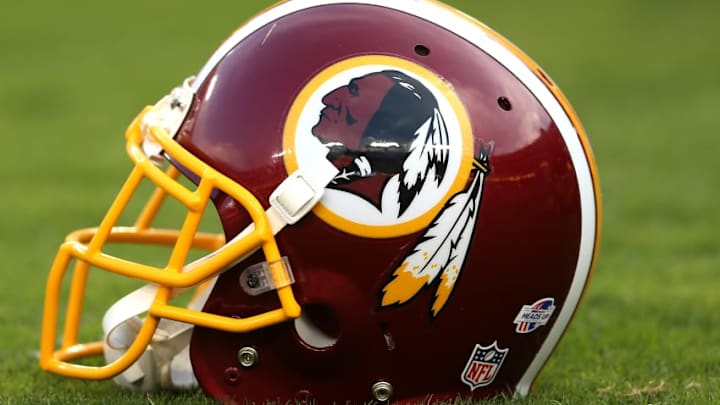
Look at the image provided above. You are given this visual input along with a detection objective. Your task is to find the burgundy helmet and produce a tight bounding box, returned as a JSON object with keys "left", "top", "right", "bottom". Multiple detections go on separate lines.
{"left": 40, "top": 1, "right": 601, "bottom": 403}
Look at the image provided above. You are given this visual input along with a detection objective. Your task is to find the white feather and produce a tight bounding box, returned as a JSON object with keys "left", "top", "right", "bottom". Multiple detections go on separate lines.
{"left": 402, "top": 118, "right": 432, "bottom": 189}
{"left": 402, "top": 109, "right": 450, "bottom": 190}
{"left": 440, "top": 173, "right": 485, "bottom": 287}
{"left": 429, "top": 108, "right": 450, "bottom": 176}
{"left": 402, "top": 170, "right": 485, "bottom": 284}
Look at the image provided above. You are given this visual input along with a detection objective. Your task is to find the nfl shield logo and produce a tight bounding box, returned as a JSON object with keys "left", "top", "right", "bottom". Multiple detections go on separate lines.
{"left": 461, "top": 341, "right": 509, "bottom": 390}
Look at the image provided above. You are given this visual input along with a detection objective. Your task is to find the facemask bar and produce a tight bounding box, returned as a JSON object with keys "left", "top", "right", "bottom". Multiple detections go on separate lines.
{"left": 40, "top": 91, "right": 304, "bottom": 379}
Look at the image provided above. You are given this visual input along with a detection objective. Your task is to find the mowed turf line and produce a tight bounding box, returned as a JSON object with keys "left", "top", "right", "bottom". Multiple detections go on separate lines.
{"left": 1, "top": 0, "right": 719, "bottom": 404}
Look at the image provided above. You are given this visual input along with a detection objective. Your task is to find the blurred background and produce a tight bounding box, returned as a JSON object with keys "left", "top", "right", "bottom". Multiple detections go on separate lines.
{"left": 1, "top": 0, "right": 718, "bottom": 403}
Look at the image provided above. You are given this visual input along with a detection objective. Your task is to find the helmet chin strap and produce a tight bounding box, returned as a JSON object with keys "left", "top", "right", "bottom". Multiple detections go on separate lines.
{"left": 102, "top": 157, "right": 338, "bottom": 391}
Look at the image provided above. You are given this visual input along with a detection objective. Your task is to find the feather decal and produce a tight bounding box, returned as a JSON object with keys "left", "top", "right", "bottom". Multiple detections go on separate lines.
{"left": 398, "top": 108, "right": 450, "bottom": 216}
{"left": 431, "top": 172, "right": 483, "bottom": 315}
{"left": 382, "top": 147, "right": 491, "bottom": 316}
{"left": 380, "top": 263, "right": 431, "bottom": 306}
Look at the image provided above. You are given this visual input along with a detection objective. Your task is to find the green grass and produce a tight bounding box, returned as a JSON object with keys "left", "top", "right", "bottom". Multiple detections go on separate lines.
{"left": 1, "top": 0, "right": 719, "bottom": 403}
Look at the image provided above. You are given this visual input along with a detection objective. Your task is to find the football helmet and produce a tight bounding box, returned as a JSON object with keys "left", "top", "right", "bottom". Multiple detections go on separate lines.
{"left": 40, "top": 0, "right": 601, "bottom": 403}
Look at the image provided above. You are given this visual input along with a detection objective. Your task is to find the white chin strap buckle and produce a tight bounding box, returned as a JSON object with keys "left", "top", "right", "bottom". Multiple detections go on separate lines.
{"left": 269, "top": 158, "right": 338, "bottom": 224}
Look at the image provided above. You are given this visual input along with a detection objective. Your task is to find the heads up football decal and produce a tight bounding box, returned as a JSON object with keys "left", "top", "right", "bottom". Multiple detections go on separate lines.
{"left": 514, "top": 297, "right": 556, "bottom": 333}
{"left": 284, "top": 55, "right": 491, "bottom": 316}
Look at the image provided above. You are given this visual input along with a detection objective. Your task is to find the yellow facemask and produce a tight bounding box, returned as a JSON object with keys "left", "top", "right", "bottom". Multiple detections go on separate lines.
{"left": 39, "top": 78, "right": 338, "bottom": 381}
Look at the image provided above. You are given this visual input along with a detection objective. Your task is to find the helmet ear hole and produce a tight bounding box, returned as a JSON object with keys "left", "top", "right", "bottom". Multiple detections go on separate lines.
{"left": 293, "top": 303, "right": 341, "bottom": 350}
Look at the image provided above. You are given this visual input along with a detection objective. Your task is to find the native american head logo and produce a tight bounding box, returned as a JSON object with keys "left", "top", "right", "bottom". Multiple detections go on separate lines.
{"left": 311, "top": 69, "right": 450, "bottom": 217}
{"left": 284, "top": 56, "right": 491, "bottom": 316}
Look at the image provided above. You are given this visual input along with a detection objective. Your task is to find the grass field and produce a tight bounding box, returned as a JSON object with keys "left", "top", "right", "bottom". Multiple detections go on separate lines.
{"left": 1, "top": 0, "right": 719, "bottom": 404}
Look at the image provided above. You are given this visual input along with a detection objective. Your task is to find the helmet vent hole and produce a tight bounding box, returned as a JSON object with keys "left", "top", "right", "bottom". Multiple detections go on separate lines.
{"left": 294, "top": 303, "right": 341, "bottom": 350}
{"left": 497, "top": 96, "right": 512, "bottom": 111}
{"left": 414, "top": 44, "right": 431, "bottom": 56}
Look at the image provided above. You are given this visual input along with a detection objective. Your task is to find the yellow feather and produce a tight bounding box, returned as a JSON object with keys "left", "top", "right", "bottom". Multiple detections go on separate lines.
{"left": 431, "top": 270, "right": 455, "bottom": 316}
{"left": 381, "top": 263, "right": 431, "bottom": 306}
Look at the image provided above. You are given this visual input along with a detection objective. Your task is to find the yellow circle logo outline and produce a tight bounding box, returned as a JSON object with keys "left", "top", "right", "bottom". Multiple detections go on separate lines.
{"left": 283, "top": 55, "right": 474, "bottom": 238}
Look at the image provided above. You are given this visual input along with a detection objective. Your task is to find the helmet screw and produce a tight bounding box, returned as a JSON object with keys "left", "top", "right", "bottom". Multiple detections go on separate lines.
{"left": 371, "top": 381, "right": 393, "bottom": 402}
{"left": 223, "top": 366, "right": 241, "bottom": 385}
{"left": 294, "top": 389, "right": 315, "bottom": 405}
{"left": 238, "top": 346, "right": 258, "bottom": 368}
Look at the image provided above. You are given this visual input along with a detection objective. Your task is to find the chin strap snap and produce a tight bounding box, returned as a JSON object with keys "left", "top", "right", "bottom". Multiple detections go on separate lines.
{"left": 102, "top": 158, "right": 338, "bottom": 391}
